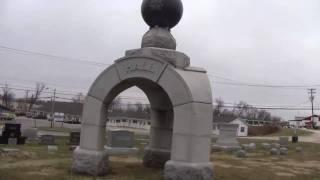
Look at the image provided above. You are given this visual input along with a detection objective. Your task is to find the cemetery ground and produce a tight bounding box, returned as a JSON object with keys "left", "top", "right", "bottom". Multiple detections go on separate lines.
{"left": 0, "top": 134, "right": 320, "bottom": 180}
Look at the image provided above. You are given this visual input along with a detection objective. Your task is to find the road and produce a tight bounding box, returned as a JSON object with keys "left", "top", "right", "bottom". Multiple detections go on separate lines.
{"left": 1, "top": 117, "right": 149, "bottom": 136}
{"left": 239, "top": 128, "right": 320, "bottom": 144}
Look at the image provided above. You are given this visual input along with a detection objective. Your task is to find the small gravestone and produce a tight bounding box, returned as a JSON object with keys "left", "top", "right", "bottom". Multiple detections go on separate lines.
{"left": 235, "top": 150, "right": 246, "bottom": 158}
{"left": 292, "top": 135, "right": 298, "bottom": 143}
{"left": 279, "top": 137, "right": 289, "bottom": 147}
{"left": 69, "top": 132, "right": 80, "bottom": 146}
{"left": 104, "top": 130, "right": 137, "bottom": 155}
{"left": 0, "top": 123, "right": 26, "bottom": 145}
{"left": 8, "top": 138, "right": 17, "bottom": 145}
{"left": 270, "top": 148, "right": 280, "bottom": 155}
{"left": 248, "top": 143, "right": 256, "bottom": 150}
{"left": 22, "top": 128, "right": 38, "bottom": 142}
{"left": 107, "top": 130, "right": 134, "bottom": 148}
{"left": 48, "top": 145, "right": 58, "bottom": 153}
{"left": 279, "top": 147, "right": 288, "bottom": 155}
{"left": 40, "top": 135, "right": 55, "bottom": 145}
{"left": 261, "top": 143, "right": 271, "bottom": 150}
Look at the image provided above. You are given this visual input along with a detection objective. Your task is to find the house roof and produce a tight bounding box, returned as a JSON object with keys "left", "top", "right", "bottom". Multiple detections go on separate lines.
{"left": 32, "top": 101, "right": 83, "bottom": 116}
{"left": 232, "top": 118, "right": 248, "bottom": 124}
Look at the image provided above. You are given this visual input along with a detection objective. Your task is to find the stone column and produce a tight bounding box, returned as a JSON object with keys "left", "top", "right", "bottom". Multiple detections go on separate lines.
{"left": 71, "top": 96, "right": 109, "bottom": 176}
{"left": 164, "top": 102, "right": 214, "bottom": 180}
{"left": 143, "top": 108, "right": 173, "bottom": 168}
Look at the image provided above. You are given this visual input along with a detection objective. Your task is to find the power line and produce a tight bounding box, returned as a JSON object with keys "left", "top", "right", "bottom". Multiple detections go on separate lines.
{"left": 210, "top": 80, "right": 320, "bottom": 89}
{"left": 1, "top": 44, "right": 320, "bottom": 89}
{"left": 0, "top": 44, "right": 110, "bottom": 67}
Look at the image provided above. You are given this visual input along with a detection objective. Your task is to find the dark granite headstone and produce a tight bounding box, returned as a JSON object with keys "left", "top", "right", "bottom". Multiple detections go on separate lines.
{"left": 0, "top": 123, "right": 26, "bottom": 145}
{"left": 40, "top": 135, "right": 56, "bottom": 145}
{"left": 69, "top": 132, "right": 80, "bottom": 146}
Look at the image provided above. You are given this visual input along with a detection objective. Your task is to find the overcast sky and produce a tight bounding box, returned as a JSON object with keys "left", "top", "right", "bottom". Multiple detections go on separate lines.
{"left": 1, "top": 0, "right": 320, "bottom": 120}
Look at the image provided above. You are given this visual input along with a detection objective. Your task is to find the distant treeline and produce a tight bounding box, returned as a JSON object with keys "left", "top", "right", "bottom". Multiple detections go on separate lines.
{"left": 213, "top": 98, "right": 281, "bottom": 123}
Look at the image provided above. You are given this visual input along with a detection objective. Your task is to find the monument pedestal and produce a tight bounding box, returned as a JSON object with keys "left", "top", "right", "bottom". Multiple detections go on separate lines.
{"left": 143, "top": 147, "right": 170, "bottom": 168}
{"left": 164, "top": 161, "right": 213, "bottom": 180}
{"left": 72, "top": 147, "right": 109, "bottom": 176}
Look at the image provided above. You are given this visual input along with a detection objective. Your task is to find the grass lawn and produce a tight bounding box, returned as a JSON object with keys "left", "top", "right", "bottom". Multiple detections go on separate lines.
{"left": 0, "top": 135, "right": 320, "bottom": 180}
{"left": 265, "top": 128, "right": 314, "bottom": 137}
{"left": 38, "top": 127, "right": 80, "bottom": 133}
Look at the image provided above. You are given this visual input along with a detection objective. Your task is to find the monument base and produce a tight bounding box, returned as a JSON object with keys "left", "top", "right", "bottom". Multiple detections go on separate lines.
{"left": 71, "top": 147, "right": 109, "bottom": 176}
{"left": 211, "top": 145, "right": 241, "bottom": 152}
{"left": 104, "top": 145, "right": 138, "bottom": 155}
{"left": 164, "top": 161, "right": 214, "bottom": 180}
{"left": 143, "top": 148, "right": 170, "bottom": 168}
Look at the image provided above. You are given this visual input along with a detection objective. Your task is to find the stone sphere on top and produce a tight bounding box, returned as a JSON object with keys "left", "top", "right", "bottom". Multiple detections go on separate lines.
{"left": 141, "top": 0, "right": 183, "bottom": 29}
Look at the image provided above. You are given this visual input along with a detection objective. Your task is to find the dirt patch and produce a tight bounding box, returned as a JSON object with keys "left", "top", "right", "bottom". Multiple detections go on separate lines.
{"left": 214, "top": 161, "right": 249, "bottom": 169}
{"left": 26, "top": 167, "right": 60, "bottom": 176}
{"left": 275, "top": 172, "right": 296, "bottom": 177}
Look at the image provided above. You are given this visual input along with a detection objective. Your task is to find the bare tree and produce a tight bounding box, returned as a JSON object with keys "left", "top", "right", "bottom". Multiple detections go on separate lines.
{"left": 72, "top": 92, "right": 84, "bottom": 103}
{"left": 28, "top": 82, "right": 46, "bottom": 111}
{"left": 213, "top": 98, "right": 224, "bottom": 117}
{"left": 1, "top": 84, "right": 15, "bottom": 109}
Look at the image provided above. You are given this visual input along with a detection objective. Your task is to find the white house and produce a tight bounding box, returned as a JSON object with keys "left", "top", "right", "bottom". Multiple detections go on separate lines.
{"left": 107, "top": 116, "right": 151, "bottom": 130}
{"left": 230, "top": 118, "right": 248, "bottom": 137}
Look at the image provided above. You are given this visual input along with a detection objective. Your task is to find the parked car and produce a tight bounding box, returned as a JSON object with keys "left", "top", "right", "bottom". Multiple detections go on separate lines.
{"left": 0, "top": 112, "right": 16, "bottom": 120}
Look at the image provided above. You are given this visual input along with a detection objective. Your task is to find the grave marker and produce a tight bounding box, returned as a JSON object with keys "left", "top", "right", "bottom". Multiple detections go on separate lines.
{"left": 40, "top": 135, "right": 56, "bottom": 145}
{"left": 69, "top": 132, "right": 80, "bottom": 146}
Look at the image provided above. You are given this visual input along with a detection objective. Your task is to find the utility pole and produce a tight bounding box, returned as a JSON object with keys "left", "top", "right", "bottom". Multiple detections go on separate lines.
{"left": 50, "top": 88, "right": 56, "bottom": 128}
{"left": 25, "top": 90, "right": 29, "bottom": 113}
{"left": 308, "top": 88, "right": 316, "bottom": 128}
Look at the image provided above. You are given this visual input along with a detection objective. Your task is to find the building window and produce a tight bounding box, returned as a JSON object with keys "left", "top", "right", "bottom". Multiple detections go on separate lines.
{"left": 240, "top": 127, "right": 245, "bottom": 132}
{"left": 133, "top": 120, "right": 137, "bottom": 124}
{"left": 116, "top": 120, "right": 120, "bottom": 123}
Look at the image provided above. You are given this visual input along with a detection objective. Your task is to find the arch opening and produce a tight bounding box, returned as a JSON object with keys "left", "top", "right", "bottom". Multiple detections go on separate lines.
{"left": 103, "top": 77, "right": 174, "bottom": 168}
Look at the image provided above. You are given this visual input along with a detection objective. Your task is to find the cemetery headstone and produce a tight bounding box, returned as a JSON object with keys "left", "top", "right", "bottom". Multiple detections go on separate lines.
{"left": 22, "top": 128, "right": 38, "bottom": 142}
{"left": 212, "top": 123, "right": 241, "bottom": 151}
{"left": 48, "top": 145, "right": 58, "bottom": 153}
{"left": 104, "top": 130, "right": 138, "bottom": 155}
{"left": 39, "top": 135, "right": 56, "bottom": 145}
{"left": 279, "top": 147, "right": 288, "bottom": 155}
{"left": 248, "top": 143, "right": 256, "bottom": 150}
{"left": 0, "top": 123, "right": 26, "bottom": 145}
{"left": 107, "top": 130, "right": 134, "bottom": 148}
{"left": 270, "top": 148, "right": 280, "bottom": 155}
{"left": 292, "top": 135, "right": 298, "bottom": 143}
{"left": 279, "top": 136, "right": 289, "bottom": 147}
{"left": 236, "top": 150, "right": 246, "bottom": 158}
{"left": 261, "top": 143, "right": 271, "bottom": 150}
{"left": 69, "top": 132, "right": 80, "bottom": 146}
